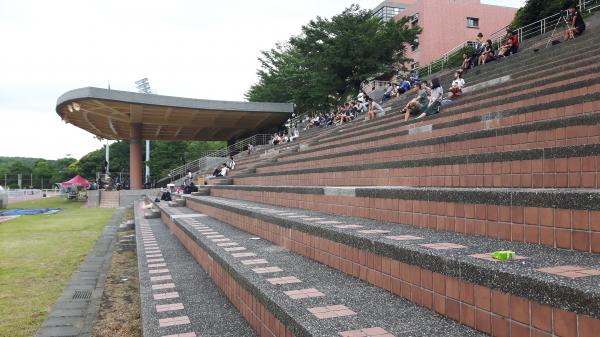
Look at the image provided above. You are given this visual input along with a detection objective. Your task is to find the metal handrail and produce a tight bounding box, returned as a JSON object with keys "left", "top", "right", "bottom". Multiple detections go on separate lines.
{"left": 415, "top": 0, "right": 600, "bottom": 77}
{"left": 158, "top": 133, "right": 272, "bottom": 184}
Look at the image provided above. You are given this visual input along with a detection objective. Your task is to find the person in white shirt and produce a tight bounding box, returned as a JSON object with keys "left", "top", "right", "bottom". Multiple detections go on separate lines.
{"left": 448, "top": 71, "right": 465, "bottom": 98}
{"left": 227, "top": 156, "right": 236, "bottom": 170}
{"left": 220, "top": 163, "right": 229, "bottom": 177}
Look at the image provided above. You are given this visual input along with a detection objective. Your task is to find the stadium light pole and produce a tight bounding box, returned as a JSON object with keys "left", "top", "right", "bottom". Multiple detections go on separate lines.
{"left": 135, "top": 78, "right": 154, "bottom": 186}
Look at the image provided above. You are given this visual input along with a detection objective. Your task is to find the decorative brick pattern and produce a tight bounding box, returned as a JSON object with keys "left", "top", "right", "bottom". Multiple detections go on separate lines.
{"left": 339, "top": 327, "right": 394, "bottom": 337}
{"left": 536, "top": 265, "right": 600, "bottom": 278}
{"left": 155, "top": 302, "right": 184, "bottom": 313}
{"left": 150, "top": 275, "right": 172, "bottom": 282}
{"left": 206, "top": 234, "right": 225, "bottom": 238}
{"left": 148, "top": 262, "right": 167, "bottom": 268}
{"left": 208, "top": 188, "right": 600, "bottom": 253}
{"left": 186, "top": 202, "right": 600, "bottom": 337}
{"left": 148, "top": 268, "right": 170, "bottom": 274}
{"left": 162, "top": 332, "right": 196, "bottom": 337}
{"left": 385, "top": 235, "right": 424, "bottom": 241}
{"left": 284, "top": 288, "right": 325, "bottom": 299}
{"left": 419, "top": 243, "right": 467, "bottom": 250}
{"left": 158, "top": 315, "right": 190, "bottom": 327}
{"left": 162, "top": 216, "right": 297, "bottom": 337}
{"left": 151, "top": 283, "right": 175, "bottom": 290}
{"left": 231, "top": 252, "right": 257, "bottom": 258}
{"left": 266, "top": 276, "right": 302, "bottom": 285}
{"left": 211, "top": 238, "right": 230, "bottom": 242}
{"left": 224, "top": 247, "right": 247, "bottom": 251}
{"left": 252, "top": 266, "right": 283, "bottom": 274}
{"left": 153, "top": 292, "right": 179, "bottom": 300}
{"left": 217, "top": 242, "right": 239, "bottom": 246}
{"left": 308, "top": 305, "right": 356, "bottom": 319}
{"left": 335, "top": 225, "right": 364, "bottom": 229}
{"left": 358, "top": 229, "right": 390, "bottom": 234}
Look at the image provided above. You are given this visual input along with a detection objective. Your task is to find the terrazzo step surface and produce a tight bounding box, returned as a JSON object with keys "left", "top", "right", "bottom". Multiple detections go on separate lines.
{"left": 134, "top": 201, "right": 257, "bottom": 337}
{"left": 155, "top": 201, "right": 486, "bottom": 337}
{"left": 181, "top": 195, "right": 600, "bottom": 336}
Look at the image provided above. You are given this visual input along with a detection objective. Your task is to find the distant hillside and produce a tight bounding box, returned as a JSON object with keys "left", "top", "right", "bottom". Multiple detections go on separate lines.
{"left": 0, "top": 156, "right": 45, "bottom": 167}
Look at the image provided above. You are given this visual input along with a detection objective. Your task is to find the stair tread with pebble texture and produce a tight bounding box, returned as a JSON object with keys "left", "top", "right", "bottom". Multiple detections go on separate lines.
{"left": 134, "top": 201, "right": 257, "bottom": 337}
{"left": 181, "top": 194, "right": 600, "bottom": 336}
{"left": 154, "top": 199, "right": 487, "bottom": 337}
{"left": 204, "top": 185, "right": 600, "bottom": 253}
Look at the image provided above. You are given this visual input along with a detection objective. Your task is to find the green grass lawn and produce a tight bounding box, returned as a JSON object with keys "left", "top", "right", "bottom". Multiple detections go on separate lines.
{"left": 0, "top": 197, "right": 116, "bottom": 337}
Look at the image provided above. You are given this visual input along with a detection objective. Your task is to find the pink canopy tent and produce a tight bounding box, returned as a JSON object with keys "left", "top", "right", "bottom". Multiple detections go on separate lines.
{"left": 61, "top": 175, "right": 90, "bottom": 188}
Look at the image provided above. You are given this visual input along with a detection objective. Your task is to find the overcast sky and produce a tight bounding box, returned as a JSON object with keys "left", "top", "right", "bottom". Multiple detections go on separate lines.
{"left": 0, "top": 0, "right": 525, "bottom": 160}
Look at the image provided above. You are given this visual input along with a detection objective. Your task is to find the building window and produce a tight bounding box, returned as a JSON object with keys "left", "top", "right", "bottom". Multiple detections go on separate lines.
{"left": 467, "top": 17, "right": 479, "bottom": 28}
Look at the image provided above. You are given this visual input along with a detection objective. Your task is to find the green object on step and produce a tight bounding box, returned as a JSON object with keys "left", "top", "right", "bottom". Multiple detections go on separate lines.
{"left": 492, "top": 250, "right": 515, "bottom": 261}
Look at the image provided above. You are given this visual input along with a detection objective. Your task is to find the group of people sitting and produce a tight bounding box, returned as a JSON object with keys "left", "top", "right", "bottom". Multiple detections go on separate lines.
{"left": 380, "top": 78, "right": 413, "bottom": 104}
{"left": 271, "top": 126, "right": 299, "bottom": 145}
{"left": 212, "top": 156, "right": 236, "bottom": 178}
{"left": 460, "top": 30, "right": 520, "bottom": 72}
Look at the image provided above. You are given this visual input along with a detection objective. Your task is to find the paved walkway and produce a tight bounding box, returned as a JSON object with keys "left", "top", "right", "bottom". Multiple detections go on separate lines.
{"left": 35, "top": 208, "right": 125, "bottom": 337}
{"left": 135, "top": 201, "right": 256, "bottom": 337}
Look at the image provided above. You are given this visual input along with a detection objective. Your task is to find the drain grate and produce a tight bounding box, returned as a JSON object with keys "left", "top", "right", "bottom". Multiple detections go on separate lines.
{"left": 72, "top": 289, "right": 92, "bottom": 300}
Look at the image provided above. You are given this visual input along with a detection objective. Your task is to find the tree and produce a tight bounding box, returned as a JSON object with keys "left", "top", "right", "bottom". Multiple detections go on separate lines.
{"left": 246, "top": 4, "right": 420, "bottom": 114}
{"left": 512, "top": 0, "right": 575, "bottom": 28}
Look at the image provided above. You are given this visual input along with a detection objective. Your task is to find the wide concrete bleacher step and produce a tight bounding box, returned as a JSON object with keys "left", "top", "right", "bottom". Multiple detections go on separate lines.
{"left": 183, "top": 195, "right": 600, "bottom": 337}
{"left": 134, "top": 201, "right": 256, "bottom": 337}
{"left": 155, "top": 201, "right": 486, "bottom": 337}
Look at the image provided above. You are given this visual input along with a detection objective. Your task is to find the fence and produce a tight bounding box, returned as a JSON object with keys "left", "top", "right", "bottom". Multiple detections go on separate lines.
{"left": 158, "top": 133, "right": 273, "bottom": 185}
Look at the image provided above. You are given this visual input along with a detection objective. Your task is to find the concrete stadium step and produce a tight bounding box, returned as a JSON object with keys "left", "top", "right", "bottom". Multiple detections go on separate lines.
{"left": 318, "top": 41, "right": 600, "bottom": 146}
{"left": 133, "top": 201, "right": 257, "bottom": 337}
{"left": 204, "top": 185, "right": 600, "bottom": 254}
{"left": 182, "top": 195, "right": 600, "bottom": 336}
{"left": 463, "top": 29, "right": 600, "bottom": 87}
{"left": 258, "top": 106, "right": 600, "bottom": 175}
{"left": 99, "top": 191, "right": 120, "bottom": 208}
{"left": 291, "top": 71, "right": 600, "bottom": 158}
{"left": 232, "top": 143, "right": 600, "bottom": 189}
{"left": 154, "top": 200, "right": 487, "bottom": 337}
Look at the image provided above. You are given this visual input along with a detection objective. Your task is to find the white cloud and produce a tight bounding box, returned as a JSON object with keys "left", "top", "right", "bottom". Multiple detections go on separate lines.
{"left": 0, "top": 0, "right": 524, "bottom": 159}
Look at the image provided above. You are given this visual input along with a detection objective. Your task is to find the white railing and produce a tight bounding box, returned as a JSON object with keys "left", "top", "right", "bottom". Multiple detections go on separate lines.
{"left": 159, "top": 133, "right": 273, "bottom": 184}
{"left": 415, "top": 0, "right": 600, "bottom": 77}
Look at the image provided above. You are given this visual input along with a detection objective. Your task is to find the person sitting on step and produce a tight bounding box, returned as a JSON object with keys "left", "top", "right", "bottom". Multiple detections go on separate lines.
{"left": 367, "top": 97, "right": 385, "bottom": 120}
{"left": 448, "top": 71, "right": 465, "bottom": 98}
{"left": 478, "top": 39, "right": 495, "bottom": 65}
{"left": 416, "top": 77, "right": 444, "bottom": 119}
{"left": 402, "top": 82, "right": 429, "bottom": 121}
{"left": 460, "top": 53, "right": 471, "bottom": 72}
{"left": 499, "top": 31, "right": 519, "bottom": 57}
{"left": 565, "top": 5, "right": 586, "bottom": 40}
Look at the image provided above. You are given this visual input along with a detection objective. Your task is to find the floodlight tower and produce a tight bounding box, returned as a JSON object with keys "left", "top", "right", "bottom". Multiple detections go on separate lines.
{"left": 135, "top": 78, "right": 154, "bottom": 186}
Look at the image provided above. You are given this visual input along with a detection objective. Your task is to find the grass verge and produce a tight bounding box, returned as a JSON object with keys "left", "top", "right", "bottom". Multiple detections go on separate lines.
{"left": 0, "top": 197, "right": 115, "bottom": 337}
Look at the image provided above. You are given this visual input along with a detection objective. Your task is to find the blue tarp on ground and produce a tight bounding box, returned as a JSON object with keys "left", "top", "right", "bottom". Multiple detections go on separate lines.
{"left": 0, "top": 208, "right": 63, "bottom": 216}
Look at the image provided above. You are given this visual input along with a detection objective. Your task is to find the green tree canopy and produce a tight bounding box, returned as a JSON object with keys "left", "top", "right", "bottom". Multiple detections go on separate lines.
{"left": 245, "top": 4, "right": 420, "bottom": 114}
{"left": 512, "top": 0, "right": 576, "bottom": 28}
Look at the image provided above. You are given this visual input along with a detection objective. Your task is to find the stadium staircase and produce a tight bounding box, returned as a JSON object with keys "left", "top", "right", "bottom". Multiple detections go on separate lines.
{"left": 133, "top": 21, "right": 600, "bottom": 337}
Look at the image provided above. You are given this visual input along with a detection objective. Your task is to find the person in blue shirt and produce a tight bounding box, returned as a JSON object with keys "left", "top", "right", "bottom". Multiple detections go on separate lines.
{"left": 397, "top": 79, "right": 412, "bottom": 95}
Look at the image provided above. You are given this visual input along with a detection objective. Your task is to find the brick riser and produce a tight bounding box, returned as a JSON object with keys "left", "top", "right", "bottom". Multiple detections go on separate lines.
{"left": 318, "top": 64, "right": 600, "bottom": 150}
{"left": 160, "top": 213, "right": 296, "bottom": 337}
{"left": 208, "top": 189, "right": 599, "bottom": 253}
{"left": 236, "top": 153, "right": 600, "bottom": 189}
{"left": 267, "top": 101, "right": 600, "bottom": 172}
{"left": 186, "top": 201, "right": 600, "bottom": 337}
{"left": 260, "top": 112, "right": 600, "bottom": 174}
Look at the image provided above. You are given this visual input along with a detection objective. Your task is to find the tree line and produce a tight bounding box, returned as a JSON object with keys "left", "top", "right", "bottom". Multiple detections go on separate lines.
{"left": 0, "top": 140, "right": 225, "bottom": 189}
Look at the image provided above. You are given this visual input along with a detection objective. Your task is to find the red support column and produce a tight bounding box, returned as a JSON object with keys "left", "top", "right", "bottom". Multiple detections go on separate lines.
{"left": 130, "top": 123, "right": 143, "bottom": 190}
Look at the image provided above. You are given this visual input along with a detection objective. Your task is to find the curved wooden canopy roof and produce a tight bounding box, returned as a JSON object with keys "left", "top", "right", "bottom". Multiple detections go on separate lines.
{"left": 56, "top": 87, "right": 294, "bottom": 141}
